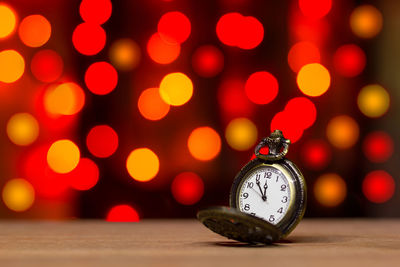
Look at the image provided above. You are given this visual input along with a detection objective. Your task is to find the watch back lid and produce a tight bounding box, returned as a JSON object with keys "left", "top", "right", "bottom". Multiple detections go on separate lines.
{"left": 197, "top": 206, "right": 282, "bottom": 244}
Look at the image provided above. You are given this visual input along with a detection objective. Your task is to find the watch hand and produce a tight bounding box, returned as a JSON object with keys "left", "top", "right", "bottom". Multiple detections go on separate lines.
{"left": 262, "top": 181, "right": 268, "bottom": 201}
{"left": 256, "top": 181, "right": 264, "bottom": 199}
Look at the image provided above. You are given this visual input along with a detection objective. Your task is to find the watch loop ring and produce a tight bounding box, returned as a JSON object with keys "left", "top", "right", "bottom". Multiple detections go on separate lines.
{"left": 255, "top": 130, "right": 291, "bottom": 161}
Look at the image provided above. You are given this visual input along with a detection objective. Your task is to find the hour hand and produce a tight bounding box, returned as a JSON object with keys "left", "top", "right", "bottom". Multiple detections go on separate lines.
{"left": 262, "top": 181, "right": 268, "bottom": 201}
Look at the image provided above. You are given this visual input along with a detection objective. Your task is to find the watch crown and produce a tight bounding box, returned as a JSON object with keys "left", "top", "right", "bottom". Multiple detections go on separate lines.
{"left": 254, "top": 129, "right": 291, "bottom": 161}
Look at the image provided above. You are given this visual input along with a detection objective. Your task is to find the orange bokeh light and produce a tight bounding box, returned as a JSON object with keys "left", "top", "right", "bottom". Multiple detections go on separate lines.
{"left": 297, "top": 63, "right": 331, "bottom": 97}
{"left": 171, "top": 172, "right": 204, "bottom": 205}
{"left": 72, "top": 22, "right": 106, "bottom": 56}
{"left": 158, "top": 11, "right": 191, "bottom": 44}
{"left": 47, "top": 139, "right": 80, "bottom": 174}
{"left": 138, "top": 87, "right": 170, "bottom": 121}
{"left": 350, "top": 5, "right": 383, "bottom": 39}
{"left": 0, "top": 4, "right": 17, "bottom": 39}
{"left": 85, "top": 61, "right": 118, "bottom": 95}
{"left": 0, "top": 49, "right": 25, "bottom": 83}
{"left": 80, "top": 0, "right": 112, "bottom": 25}
{"left": 326, "top": 115, "right": 359, "bottom": 149}
{"left": 44, "top": 82, "right": 85, "bottom": 116}
{"left": 109, "top": 38, "right": 141, "bottom": 71}
{"left": 31, "top": 49, "right": 63, "bottom": 83}
{"left": 18, "top": 15, "right": 51, "bottom": 47}
{"left": 86, "top": 125, "right": 119, "bottom": 158}
{"left": 126, "top": 148, "right": 159, "bottom": 182}
{"left": 159, "top": 72, "right": 193, "bottom": 106}
{"left": 188, "top": 127, "right": 221, "bottom": 161}
{"left": 106, "top": 205, "right": 140, "bottom": 222}
{"left": 314, "top": 173, "right": 347, "bottom": 207}
{"left": 288, "top": 41, "right": 320, "bottom": 72}
{"left": 147, "top": 33, "right": 180, "bottom": 64}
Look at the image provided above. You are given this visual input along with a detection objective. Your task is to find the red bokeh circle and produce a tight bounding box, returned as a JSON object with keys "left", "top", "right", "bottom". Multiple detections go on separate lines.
{"left": 192, "top": 45, "right": 224, "bottom": 77}
{"left": 85, "top": 62, "right": 118, "bottom": 95}
{"left": 333, "top": 44, "right": 366, "bottom": 77}
{"left": 31, "top": 49, "right": 63, "bottom": 83}
{"left": 245, "top": 71, "right": 278, "bottom": 105}
{"left": 106, "top": 205, "right": 140, "bottom": 222}
{"left": 362, "top": 131, "right": 394, "bottom": 163}
{"left": 158, "top": 11, "right": 191, "bottom": 44}
{"left": 86, "top": 125, "right": 119, "bottom": 158}
{"left": 301, "top": 139, "right": 331, "bottom": 170}
{"left": 171, "top": 172, "right": 204, "bottom": 205}
{"left": 362, "top": 170, "right": 395, "bottom": 203}
{"left": 285, "top": 97, "right": 317, "bottom": 129}
{"left": 299, "top": 0, "right": 332, "bottom": 19}
{"left": 68, "top": 158, "right": 99, "bottom": 191}
{"left": 79, "top": 0, "right": 112, "bottom": 24}
{"left": 72, "top": 23, "right": 106, "bottom": 56}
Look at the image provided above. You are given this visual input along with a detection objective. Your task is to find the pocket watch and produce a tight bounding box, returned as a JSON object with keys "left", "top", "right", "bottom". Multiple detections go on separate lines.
{"left": 198, "top": 130, "right": 307, "bottom": 244}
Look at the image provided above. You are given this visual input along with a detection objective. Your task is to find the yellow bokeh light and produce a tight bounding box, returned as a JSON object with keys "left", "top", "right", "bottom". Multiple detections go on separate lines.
{"left": 159, "top": 72, "right": 193, "bottom": 106}
{"left": 350, "top": 5, "right": 383, "bottom": 39}
{"left": 297, "top": 63, "right": 331, "bottom": 97}
{"left": 109, "top": 38, "right": 141, "bottom": 71}
{"left": 44, "top": 82, "right": 85, "bottom": 116}
{"left": 357, "top": 84, "right": 390, "bottom": 118}
{"left": 6, "top": 113, "right": 39, "bottom": 146}
{"left": 314, "top": 173, "right": 347, "bottom": 207}
{"left": 0, "top": 49, "right": 25, "bottom": 83}
{"left": 47, "top": 139, "right": 80, "bottom": 174}
{"left": 126, "top": 148, "right": 160, "bottom": 182}
{"left": 138, "top": 87, "right": 170, "bottom": 121}
{"left": 2, "top": 178, "right": 35, "bottom": 212}
{"left": 225, "top": 118, "right": 258, "bottom": 151}
{"left": 188, "top": 127, "right": 221, "bottom": 161}
{"left": 18, "top": 14, "right": 51, "bottom": 47}
{"left": 0, "top": 4, "right": 16, "bottom": 39}
{"left": 326, "top": 115, "right": 359, "bottom": 149}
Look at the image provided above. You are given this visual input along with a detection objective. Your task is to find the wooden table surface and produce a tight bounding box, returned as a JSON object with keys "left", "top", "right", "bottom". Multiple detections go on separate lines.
{"left": 0, "top": 219, "right": 399, "bottom": 267}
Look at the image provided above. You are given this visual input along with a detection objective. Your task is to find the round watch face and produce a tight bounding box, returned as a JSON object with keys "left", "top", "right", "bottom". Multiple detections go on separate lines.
{"left": 238, "top": 166, "right": 291, "bottom": 225}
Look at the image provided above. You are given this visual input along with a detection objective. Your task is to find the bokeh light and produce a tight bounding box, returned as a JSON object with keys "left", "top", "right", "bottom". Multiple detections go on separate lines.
{"left": 138, "top": 87, "right": 170, "bottom": 121}
{"left": 44, "top": 82, "right": 85, "bottom": 115}
{"left": 218, "top": 79, "right": 254, "bottom": 118}
{"left": 126, "top": 148, "right": 159, "bottom": 182}
{"left": 285, "top": 97, "right": 317, "bottom": 129}
{"left": 159, "top": 72, "right": 193, "bottom": 106}
{"left": 72, "top": 22, "right": 106, "bottom": 56}
{"left": 245, "top": 71, "right": 279, "bottom": 105}
{"left": 0, "top": 49, "right": 25, "bottom": 83}
{"left": 216, "top": 13, "right": 243, "bottom": 47}
{"left": 80, "top": 0, "right": 112, "bottom": 25}
{"left": 158, "top": 11, "right": 191, "bottom": 44}
{"left": 333, "top": 44, "right": 366, "bottom": 77}
{"left": 225, "top": 118, "right": 258, "bottom": 151}
{"left": 85, "top": 61, "right": 118, "bottom": 95}
{"left": 171, "top": 172, "right": 204, "bottom": 205}
{"left": 238, "top": 16, "right": 264, "bottom": 50}
{"left": 362, "top": 171, "right": 395, "bottom": 203}
{"left": 350, "top": 5, "right": 383, "bottom": 39}
{"left": 299, "top": 0, "right": 332, "bottom": 19}
{"left": 31, "top": 49, "right": 64, "bottom": 83}
{"left": 326, "top": 115, "right": 359, "bottom": 149}
{"left": 314, "top": 173, "right": 347, "bottom": 207}
{"left": 0, "top": 4, "right": 16, "bottom": 39}
{"left": 18, "top": 14, "right": 51, "bottom": 47}
{"left": 363, "top": 131, "right": 394, "bottom": 163}
{"left": 301, "top": 139, "right": 331, "bottom": 170}
{"left": 68, "top": 158, "right": 99, "bottom": 191}
{"left": 6, "top": 113, "right": 39, "bottom": 146}
{"left": 2, "top": 178, "right": 35, "bottom": 212}
{"left": 270, "top": 111, "right": 303, "bottom": 143}
{"left": 288, "top": 41, "right": 320, "bottom": 72}
{"left": 147, "top": 33, "right": 180, "bottom": 64}
{"left": 109, "top": 38, "right": 141, "bottom": 71}
{"left": 86, "top": 125, "right": 119, "bottom": 158}
{"left": 357, "top": 84, "right": 390, "bottom": 118}
{"left": 106, "top": 204, "right": 140, "bottom": 222}
{"left": 297, "top": 63, "right": 331, "bottom": 97}
{"left": 47, "top": 139, "right": 80, "bottom": 174}
{"left": 192, "top": 45, "right": 224, "bottom": 77}
{"left": 188, "top": 127, "right": 221, "bottom": 161}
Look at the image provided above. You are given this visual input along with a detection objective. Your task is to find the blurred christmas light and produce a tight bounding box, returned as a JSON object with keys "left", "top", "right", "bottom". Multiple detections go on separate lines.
{"left": 218, "top": 79, "right": 254, "bottom": 118}
{"left": 18, "top": 15, "right": 51, "bottom": 47}
{"left": 126, "top": 148, "right": 159, "bottom": 182}
{"left": 147, "top": 33, "right": 180, "bottom": 64}
{"left": 270, "top": 111, "right": 303, "bottom": 143}
{"left": 31, "top": 49, "right": 64, "bottom": 83}
{"left": 314, "top": 173, "right": 347, "bottom": 207}
{"left": 297, "top": 63, "right": 330, "bottom": 97}
{"left": 72, "top": 22, "right": 106, "bottom": 56}
{"left": 2, "top": 178, "right": 35, "bottom": 212}
{"left": 85, "top": 61, "right": 118, "bottom": 95}
{"left": 106, "top": 204, "right": 140, "bottom": 222}
{"left": 362, "top": 171, "right": 395, "bottom": 203}
{"left": 326, "top": 115, "right": 359, "bottom": 149}
{"left": 86, "top": 125, "right": 119, "bottom": 158}
{"left": 350, "top": 5, "right": 383, "bottom": 39}
{"left": 79, "top": 0, "right": 112, "bottom": 25}
{"left": 47, "top": 139, "right": 80, "bottom": 174}
{"left": 285, "top": 97, "right": 317, "bottom": 129}
{"left": 68, "top": 158, "right": 99, "bottom": 191}
{"left": 216, "top": 13, "right": 264, "bottom": 49}
{"left": 287, "top": 41, "right": 320, "bottom": 72}
{"left": 109, "top": 38, "right": 141, "bottom": 71}
{"left": 0, "top": 4, "right": 16, "bottom": 39}
{"left": 6, "top": 113, "right": 39, "bottom": 146}
{"left": 0, "top": 49, "right": 25, "bottom": 83}
{"left": 357, "top": 84, "right": 390, "bottom": 118}
{"left": 138, "top": 87, "right": 170, "bottom": 121}
{"left": 333, "top": 44, "right": 366, "bottom": 77}
{"left": 188, "top": 127, "right": 221, "bottom": 161}
{"left": 363, "top": 131, "right": 394, "bottom": 163}
{"left": 158, "top": 11, "right": 191, "bottom": 44}
{"left": 171, "top": 172, "right": 204, "bottom": 205}
{"left": 191, "top": 45, "right": 224, "bottom": 77}
{"left": 44, "top": 82, "right": 85, "bottom": 115}
{"left": 298, "top": 0, "right": 332, "bottom": 20}
{"left": 159, "top": 72, "right": 193, "bottom": 106}
{"left": 301, "top": 139, "right": 331, "bottom": 170}
{"left": 225, "top": 118, "right": 257, "bottom": 151}
{"left": 245, "top": 71, "right": 278, "bottom": 105}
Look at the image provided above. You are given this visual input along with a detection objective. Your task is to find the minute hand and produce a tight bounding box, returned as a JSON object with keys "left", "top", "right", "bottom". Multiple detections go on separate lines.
{"left": 256, "top": 181, "right": 264, "bottom": 199}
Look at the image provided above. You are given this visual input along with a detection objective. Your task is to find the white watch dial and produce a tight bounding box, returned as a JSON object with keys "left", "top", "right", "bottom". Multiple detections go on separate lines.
{"left": 238, "top": 166, "right": 291, "bottom": 225}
